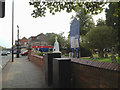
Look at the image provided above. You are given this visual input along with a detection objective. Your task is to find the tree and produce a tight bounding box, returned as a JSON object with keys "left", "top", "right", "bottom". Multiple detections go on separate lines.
{"left": 29, "top": 1, "right": 106, "bottom": 18}
{"left": 96, "top": 18, "right": 106, "bottom": 26}
{"left": 112, "top": 2, "right": 120, "bottom": 58}
{"left": 0, "top": 45, "right": 4, "bottom": 50}
{"left": 112, "top": 2, "right": 120, "bottom": 17}
{"left": 105, "top": 3, "right": 118, "bottom": 29}
{"left": 45, "top": 32, "right": 66, "bottom": 51}
{"left": 29, "top": 1, "right": 120, "bottom": 57}
{"left": 105, "top": 2, "right": 120, "bottom": 57}
{"left": 85, "top": 25, "right": 117, "bottom": 58}
{"left": 45, "top": 32, "right": 57, "bottom": 46}
{"left": 57, "top": 32, "right": 66, "bottom": 50}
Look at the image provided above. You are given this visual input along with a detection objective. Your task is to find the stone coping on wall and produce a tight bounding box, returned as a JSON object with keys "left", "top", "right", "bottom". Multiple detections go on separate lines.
{"left": 71, "top": 58, "right": 120, "bottom": 72}
{"left": 30, "top": 54, "right": 120, "bottom": 72}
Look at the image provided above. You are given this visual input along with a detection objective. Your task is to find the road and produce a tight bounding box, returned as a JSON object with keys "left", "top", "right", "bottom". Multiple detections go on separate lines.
{"left": 1, "top": 54, "right": 12, "bottom": 68}
{"left": 0, "top": 50, "right": 12, "bottom": 69}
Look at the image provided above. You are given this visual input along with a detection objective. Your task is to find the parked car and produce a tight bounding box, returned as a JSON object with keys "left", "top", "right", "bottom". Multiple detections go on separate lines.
{"left": 21, "top": 50, "right": 28, "bottom": 56}
{"left": 7, "top": 51, "right": 11, "bottom": 54}
{"left": 1, "top": 50, "right": 7, "bottom": 56}
{"left": 13, "top": 50, "right": 17, "bottom": 54}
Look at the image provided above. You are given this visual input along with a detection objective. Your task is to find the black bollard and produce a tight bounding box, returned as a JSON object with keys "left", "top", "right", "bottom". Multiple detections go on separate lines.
{"left": 45, "top": 52, "right": 61, "bottom": 86}
{"left": 53, "top": 58, "right": 71, "bottom": 88}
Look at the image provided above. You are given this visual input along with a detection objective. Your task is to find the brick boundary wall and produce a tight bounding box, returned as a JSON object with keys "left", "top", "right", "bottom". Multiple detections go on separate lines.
{"left": 28, "top": 52, "right": 45, "bottom": 75}
{"left": 71, "top": 58, "right": 120, "bottom": 88}
{"left": 28, "top": 52, "right": 120, "bottom": 88}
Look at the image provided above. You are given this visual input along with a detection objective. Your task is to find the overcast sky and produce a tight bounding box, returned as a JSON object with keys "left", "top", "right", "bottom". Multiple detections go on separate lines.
{"left": 0, "top": 0, "right": 107, "bottom": 48}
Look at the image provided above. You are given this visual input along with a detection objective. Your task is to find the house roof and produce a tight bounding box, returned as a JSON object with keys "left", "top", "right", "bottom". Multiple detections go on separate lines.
{"left": 19, "top": 37, "right": 28, "bottom": 42}
{"left": 22, "top": 37, "right": 27, "bottom": 40}
{"left": 28, "top": 36, "right": 36, "bottom": 39}
{"left": 36, "top": 33, "right": 48, "bottom": 41}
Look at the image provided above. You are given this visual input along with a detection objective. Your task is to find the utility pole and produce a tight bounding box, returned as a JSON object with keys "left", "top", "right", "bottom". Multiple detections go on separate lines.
{"left": 16, "top": 25, "right": 20, "bottom": 58}
{"left": 12, "top": 0, "right": 14, "bottom": 62}
{"left": 0, "top": 0, "right": 5, "bottom": 18}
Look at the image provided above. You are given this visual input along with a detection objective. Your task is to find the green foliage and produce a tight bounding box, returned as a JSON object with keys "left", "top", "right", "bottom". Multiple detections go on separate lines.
{"left": 112, "top": 2, "right": 120, "bottom": 17}
{"left": 45, "top": 33, "right": 57, "bottom": 45}
{"left": 105, "top": 3, "right": 118, "bottom": 29}
{"left": 86, "top": 25, "right": 117, "bottom": 49}
{"left": 85, "top": 25, "right": 117, "bottom": 58}
{"left": 81, "top": 56, "right": 120, "bottom": 64}
{"left": 0, "top": 46, "right": 4, "bottom": 50}
{"left": 64, "top": 53, "right": 69, "bottom": 56}
{"left": 29, "top": 1, "right": 107, "bottom": 18}
{"left": 96, "top": 18, "right": 106, "bottom": 26}
{"left": 57, "top": 32, "right": 66, "bottom": 50}
{"left": 38, "top": 52, "right": 44, "bottom": 56}
{"left": 80, "top": 45, "right": 92, "bottom": 57}
{"left": 105, "top": 2, "right": 120, "bottom": 57}
{"left": 117, "top": 56, "right": 120, "bottom": 63}
{"left": 45, "top": 32, "right": 67, "bottom": 50}
{"left": 64, "top": 36, "right": 71, "bottom": 52}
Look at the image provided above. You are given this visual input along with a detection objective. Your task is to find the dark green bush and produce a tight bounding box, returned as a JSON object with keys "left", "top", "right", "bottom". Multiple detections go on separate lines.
{"left": 80, "top": 45, "right": 92, "bottom": 57}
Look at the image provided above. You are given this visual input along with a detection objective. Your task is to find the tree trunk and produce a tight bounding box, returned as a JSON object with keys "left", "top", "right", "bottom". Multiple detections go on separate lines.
{"left": 104, "top": 48, "right": 108, "bottom": 58}
{"left": 111, "top": 54, "right": 117, "bottom": 63}
{"left": 98, "top": 50, "right": 104, "bottom": 58}
{"left": 118, "top": 45, "right": 120, "bottom": 57}
{"left": 118, "top": 51, "right": 120, "bottom": 57}
{"left": 105, "top": 53, "right": 108, "bottom": 58}
{"left": 118, "top": 2, "right": 120, "bottom": 57}
{"left": 111, "top": 47, "right": 117, "bottom": 63}
{"left": 117, "top": 43, "right": 120, "bottom": 57}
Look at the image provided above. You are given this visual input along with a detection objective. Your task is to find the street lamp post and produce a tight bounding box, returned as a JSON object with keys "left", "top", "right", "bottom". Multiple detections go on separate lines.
{"left": 16, "top": 25, "right": 20, "bottom": 58}
{"left": 12, "top": 0, "right": 14, "bottom": 62}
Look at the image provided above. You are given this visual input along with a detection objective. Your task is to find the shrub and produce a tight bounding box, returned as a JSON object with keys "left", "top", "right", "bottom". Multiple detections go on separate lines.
{"left": 80, "top": 45, "right": 92, "bottom": 57}
{"left": 38, "top": 52, "right": 44, "bottom": 56}
{"left": 86, "top": 25, "right": 117, "bottom": 58}
{"left": 64, "top": 53, "right": 69, "bottom": 56}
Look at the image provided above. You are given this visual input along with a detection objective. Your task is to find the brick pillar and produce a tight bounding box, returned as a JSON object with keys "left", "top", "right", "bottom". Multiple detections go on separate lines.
{"left": 53, "top": 58, "right": 71, "bottom": 88}
{"left": 45, "top": 52, "right": 61, "bottom": 86}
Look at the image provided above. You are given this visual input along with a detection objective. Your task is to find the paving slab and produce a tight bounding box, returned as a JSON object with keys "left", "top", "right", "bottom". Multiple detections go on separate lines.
{"left": 2, "top": 56, "right": 48, "bottom": 88}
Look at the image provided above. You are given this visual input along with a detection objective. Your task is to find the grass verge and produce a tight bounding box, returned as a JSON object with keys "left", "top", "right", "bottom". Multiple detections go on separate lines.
{"left": 80, "top": 56, "right": 120, "bottom": 64}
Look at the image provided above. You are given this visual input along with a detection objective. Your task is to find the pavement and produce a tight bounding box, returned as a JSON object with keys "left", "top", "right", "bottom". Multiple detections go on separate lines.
{"left": 2, "top": 56, "right": 49, "bottom": 88}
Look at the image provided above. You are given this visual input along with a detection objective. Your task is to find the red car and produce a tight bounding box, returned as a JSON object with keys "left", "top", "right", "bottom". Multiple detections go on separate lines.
{"left": 21, "top": 50, "right": 28, "bottom": 56}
